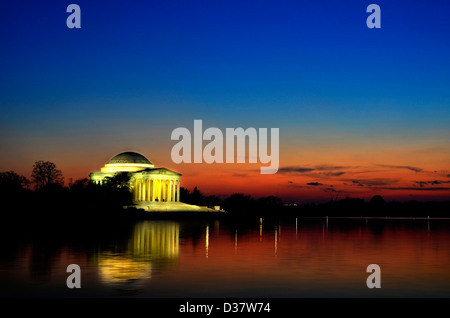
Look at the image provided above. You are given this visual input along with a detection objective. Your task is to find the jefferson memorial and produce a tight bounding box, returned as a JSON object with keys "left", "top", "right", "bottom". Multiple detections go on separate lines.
{"left": 90, "top": 152, "right": 220, "bottom": 212}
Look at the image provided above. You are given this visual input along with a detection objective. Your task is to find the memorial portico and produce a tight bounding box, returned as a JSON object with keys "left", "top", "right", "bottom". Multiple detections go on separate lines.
{"left": 90, "top": 152, "right": 181, "bottom": 203}
{"left": 133, "top": 171, "right": 181, "bottom": 202}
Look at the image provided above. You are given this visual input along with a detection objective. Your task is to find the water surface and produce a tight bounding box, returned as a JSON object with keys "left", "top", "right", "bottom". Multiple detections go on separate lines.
{"left": 1, "top": 217, "right": 449, "bottom": 297}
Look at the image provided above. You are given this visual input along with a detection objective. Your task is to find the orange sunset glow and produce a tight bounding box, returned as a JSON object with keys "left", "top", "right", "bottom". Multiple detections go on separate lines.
{"left": 2, "top": 130, "right": 449, "bottom": 203}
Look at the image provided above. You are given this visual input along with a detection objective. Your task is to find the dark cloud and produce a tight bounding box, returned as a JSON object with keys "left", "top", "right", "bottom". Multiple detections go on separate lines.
{"left": 383, "top": 187, "right": 450, "bottom": 191}
{"left": 314, "top": 165, "right": 348, "bottom": 171}
{"left": 233, "top": 173, "right": 249, "bottom": 177}
{"left": 278, "top": 165, "right": 351, "bottom": 175}
{"left": 278, "top": 166, "right": 314, "bottom": 173}
{"left": 286, "top": 183, "right": 309, "bottom": 189}
{"left": 415, "top": 181, "right": 427, "bottom": 188}
{"left": 415, "top": 180, "right": 450, "bottom": 187}
{"left": 347, "top": 178, "right": 398, "bottom": 187}
{"left": 307, "top": 182, "right": 323, "bottom": 186}
{"left": 376, "top": 164, "right": 423, "bottom": 173}
{"left": 324, "top": 172, "right": 345, "bottom": 177}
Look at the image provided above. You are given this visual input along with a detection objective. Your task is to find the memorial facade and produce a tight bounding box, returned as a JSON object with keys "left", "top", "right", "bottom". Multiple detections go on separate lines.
{"left": 90, "top": 152, "right": 181, "bottom": 203}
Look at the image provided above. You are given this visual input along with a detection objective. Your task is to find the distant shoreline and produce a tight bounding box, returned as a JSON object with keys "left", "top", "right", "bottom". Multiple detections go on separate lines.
{"left": 303, "top": 216, "right": 450, "bottom": 220}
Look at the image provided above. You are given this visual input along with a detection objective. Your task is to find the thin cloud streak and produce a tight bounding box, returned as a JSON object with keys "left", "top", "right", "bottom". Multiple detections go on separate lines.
{"left": 382, "top": 187, "right": 450, "bottom": 191}
{"left": 376, "top": 164, "right": 423, "bottom": 173}
{"left": 307, "top": 182, "right": 323, "bottom": 186}
{"left": 278, "top": 165, "right": 353, "bottom": 175}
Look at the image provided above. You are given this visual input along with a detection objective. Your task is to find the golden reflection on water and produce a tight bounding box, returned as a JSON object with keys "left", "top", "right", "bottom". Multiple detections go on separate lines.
{"left": 97, "top": 221, "right": 179, "bottom": 286}
{"left": 130, "top": 221, "right": 179, "bottom": 258}
{"left": 97, "top": 253, "right": 152, "bottom": 285}
{"left": 205, "top": 225, "right": 209, "bottom": 258}
{"left": 2, "top": 218, "right": 450, "bottom": 297}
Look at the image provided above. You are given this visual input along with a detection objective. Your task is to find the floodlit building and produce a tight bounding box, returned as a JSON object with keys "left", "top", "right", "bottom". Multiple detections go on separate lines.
{"left": 90, "top": 151, "right": 181, "bottom": 203}
{"left": 90, "top": 151, "right": 221, "bottom": 212}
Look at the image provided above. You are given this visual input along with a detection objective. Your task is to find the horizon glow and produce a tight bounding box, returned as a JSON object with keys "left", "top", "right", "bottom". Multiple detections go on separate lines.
{"left": 1, "top": 1, "right": 449, "bottom": 202}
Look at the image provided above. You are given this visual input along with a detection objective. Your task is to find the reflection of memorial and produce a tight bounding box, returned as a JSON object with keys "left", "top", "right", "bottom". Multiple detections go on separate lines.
{"left": 97, "top": 253, "right": 152, "bottom": 285}
{"left": 130, "top": 221, "right": 179, "bottom": 259}
{"left": 98, "top": 221, "right": 179, "bottom": 286}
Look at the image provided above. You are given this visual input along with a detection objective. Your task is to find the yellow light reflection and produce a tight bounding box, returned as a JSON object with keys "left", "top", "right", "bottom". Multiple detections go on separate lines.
{"left": 205, "top": 225, "right": 209, "bottom": 259}
{"left": 98, "top": 253, "right": 152, "bottom": 285}
{"left": 259, "top": 218, "right": 263, "bottom": 242}
{"left": 235, "top": 229, "right": 238, "bottom": 254}
{"left": 97, "top": 221, "right": 179, "bottom": 286}
{"left": 275, "top": 227, "right": 278, "bottom": 255}
{"left": 130, "top": 221, "right": 179, "bottom": 259}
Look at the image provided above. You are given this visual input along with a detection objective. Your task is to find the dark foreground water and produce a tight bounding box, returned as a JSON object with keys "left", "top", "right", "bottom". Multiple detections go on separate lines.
{"left": 1, "top": 216, "right": 450, "bottom": 297}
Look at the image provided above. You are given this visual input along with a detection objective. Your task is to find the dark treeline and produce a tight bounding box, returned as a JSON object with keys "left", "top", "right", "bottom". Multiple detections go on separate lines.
{"left": 0, "top": 164, "right": 137, "bottom": 237}
{"left": 180, "top": 186, "right": 221, "bottom": 207}
{"left": 284, "top": 196, "right": 450, "bottom": 218}
{"left": 180, "top": 188, "right": 450, "bottom": 218}
{"left": 181, "top": 187, "right": 283, "bottom": 218}
{"left": 1, "top": 161, "right": 450, "bottom": 226}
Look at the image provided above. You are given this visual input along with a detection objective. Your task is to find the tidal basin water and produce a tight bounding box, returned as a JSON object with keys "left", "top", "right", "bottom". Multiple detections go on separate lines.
{"left": 1, "top": 217, "right": 450, "bottom": 297}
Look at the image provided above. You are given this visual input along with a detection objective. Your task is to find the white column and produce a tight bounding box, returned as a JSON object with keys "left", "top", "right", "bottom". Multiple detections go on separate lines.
{"left": 172, "top": 181, "right": 176, "bottom": 202}
{"left": 134, "top": 179, "right": 138, "bottom": 201}
{"left": 145, "top": 180, "right": 147, "bottom": 201}
{"left": 149, "top": 179, "right": 153, "bottom": 202}
{"left": 144, "top": 179, "right": 147, "bottom": 201}
{"left": 167, "top": 180, "right": 172, "bottom": 202}
{"left": 162, "top": 180, "right": 166, "bottom": 202}
{"left": 137, "top": 179, "right": 140, "bottom": 201}
{"left": 143, "top": 179, "right": 147, "bottom": 201}
{"left": 137, "top": 179, "right": 141, "bottom": 201}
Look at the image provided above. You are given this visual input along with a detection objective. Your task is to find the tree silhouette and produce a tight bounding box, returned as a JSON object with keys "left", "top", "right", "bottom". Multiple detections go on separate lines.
{"left": 94, "top": 172, "right": 133, "bottom": 207}
{"left": 190, "top": 186, "right": 204, "bottom": 205}
{"left": 31, "top": 160, "right": 64, "bottom": 189}
{"left": 69, "top": 178, "right": 89, "bottom": 191}
{"left": 370, "top": 195, "right": 385, "bottom": 205}
{"left": 0, "top": 171, "right": 30, "bottom": 191}
{"left": 179, "top": 187, "right": 191, "bottom": 203}
{"left": 103, "top": 172, "right": 131, "bottom": 189}
{"left": 222, "top": 193, "right": 254, "bottom": 212}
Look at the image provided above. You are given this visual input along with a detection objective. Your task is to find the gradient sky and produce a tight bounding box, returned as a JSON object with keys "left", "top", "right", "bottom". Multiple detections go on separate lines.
{"left": 1, "top": 0, "right": 449, "bottom": 202}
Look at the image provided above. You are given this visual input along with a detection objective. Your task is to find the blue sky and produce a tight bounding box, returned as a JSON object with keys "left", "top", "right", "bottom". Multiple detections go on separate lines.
{"left": 0, "top": 1, "right": 449, "bottom": 200}
{"left": 2, "top": 1, "right": 449, "bottom": 125}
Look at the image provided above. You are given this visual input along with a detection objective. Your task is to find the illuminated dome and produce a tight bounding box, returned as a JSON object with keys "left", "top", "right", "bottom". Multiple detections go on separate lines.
{"left": 107, "top": 152, "right": 153, "bottom": 165}
{"left": 100, "top": 152, "right": 155, "bottom": 172}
